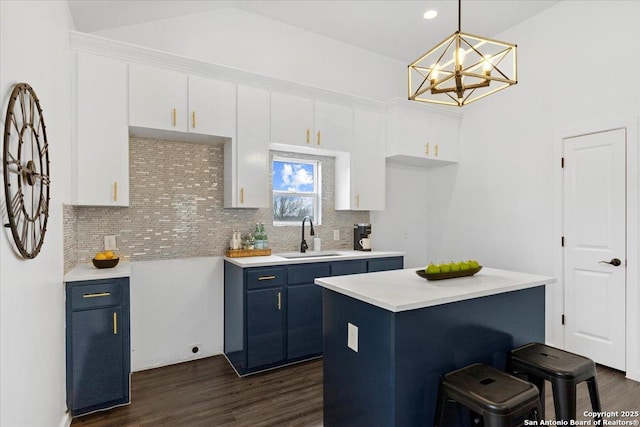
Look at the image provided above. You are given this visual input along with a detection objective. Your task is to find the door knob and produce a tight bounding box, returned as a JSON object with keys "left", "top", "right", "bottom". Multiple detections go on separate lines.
{"left": 599, "top": 258, "right": 622, "bottom": 266}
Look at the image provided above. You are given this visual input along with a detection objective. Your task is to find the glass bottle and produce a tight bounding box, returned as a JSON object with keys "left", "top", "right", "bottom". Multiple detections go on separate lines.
{"left": 260, "top": 223, "right": 268, "bottom": 249}
{"left": 254, "top": 223, "right": 262, "bottom": 249}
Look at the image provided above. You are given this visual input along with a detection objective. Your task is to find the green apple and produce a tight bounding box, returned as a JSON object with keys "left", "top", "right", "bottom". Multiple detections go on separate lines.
{"left": 426, "top": 263, "right": 441, "bottom": 274}
{"left": 439, "top": 262, "right": 451, "bottom": 273}
{"left": 468, "top": 259, "right": 480, "bottom": 269}
{"left": 449, "top": 262, "right": 460, "bottom": 272}
{"left": 459, "top": 261, "right": 470, "bottom": 271}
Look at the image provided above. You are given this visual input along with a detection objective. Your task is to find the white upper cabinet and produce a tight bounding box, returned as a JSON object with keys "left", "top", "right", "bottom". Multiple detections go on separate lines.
{"left": 270, "top": 92, "right": 313, "bottom": 147}
{"left": 385, "top": 100, "right": 460, "bottom": 167}
{"left": 73, "top": 52, "right": 129, "bottom": 206}
{"left": 313, "top": 101, "right": 354, "bottom": 152}
{"left": 129, "top": 64, "right": 188, "bottom": 132}
{"left": 336, "top": 109, "right": 385, "bottom": 211}
{"left": 224, "top": 85, "right": 270, "bottom": 208}
{"left": 188, "top": 75, "right": 236, "bottom": 138}
{"left": 129, "top": 64, "right": 236, "bottom": 137}
{"left": 430, "top": 114, "right": 460, "bottom": 162}
{"left": 352, "top": 109, "right": 385, "bottom": 211}
{"left": 270, "top": 91, "right": 354, "bottom": 152}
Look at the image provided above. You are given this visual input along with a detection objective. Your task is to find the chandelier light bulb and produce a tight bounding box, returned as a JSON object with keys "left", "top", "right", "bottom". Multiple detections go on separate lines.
{"left": 482, "top": 55, "right": 492, "bottom": 74}
{"left": 431, "top": 64, "right": 440, "bottom": 82}
{"left": 454, "top": 47, "right": 466, "bottom": 67}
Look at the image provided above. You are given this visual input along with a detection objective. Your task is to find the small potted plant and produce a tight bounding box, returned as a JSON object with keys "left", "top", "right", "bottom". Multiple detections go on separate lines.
{"left": 242, "top": 233, "right": 255, "bottom": 250}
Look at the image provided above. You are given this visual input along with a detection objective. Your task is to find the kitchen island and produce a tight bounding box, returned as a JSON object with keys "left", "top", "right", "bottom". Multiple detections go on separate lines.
{"left": 315, "top": 267, "right": 556, "bottom": 427}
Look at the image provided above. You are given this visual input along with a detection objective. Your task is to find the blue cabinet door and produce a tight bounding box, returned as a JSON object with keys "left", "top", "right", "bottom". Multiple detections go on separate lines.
{"left": 288, "top": 283, "right": 323, "bottom": 359}
{"left": 247, "top": 287, "right": 285, "bottom": 368}
{"left": 287, "top": 263, "right": 329, "bottom": 359}
{"left": 70, "top": 306, "right": 125, "bottom": 411}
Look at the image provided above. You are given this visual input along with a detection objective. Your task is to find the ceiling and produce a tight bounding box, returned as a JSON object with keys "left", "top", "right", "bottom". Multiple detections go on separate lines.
{"left": 67, "top": 0, "right": 561, "bottom": 62}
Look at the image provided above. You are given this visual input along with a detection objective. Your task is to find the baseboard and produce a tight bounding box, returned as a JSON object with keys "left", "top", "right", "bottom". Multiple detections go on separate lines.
{"left": 625, "top": 370, "right": 640, "bottom": 383}
{"left": 59, "top": 412, "right": 72, "bottom": 427}
{"left": 132, "top": 350, "right": 223, "bottom": 372}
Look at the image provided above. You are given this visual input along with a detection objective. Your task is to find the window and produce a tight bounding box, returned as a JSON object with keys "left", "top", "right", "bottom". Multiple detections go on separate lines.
{"left": 272, "top": 157, "right": 321, "bottom": 225}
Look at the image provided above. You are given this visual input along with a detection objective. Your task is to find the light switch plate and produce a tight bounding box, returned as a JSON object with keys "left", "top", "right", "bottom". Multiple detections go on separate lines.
{"left": 348, "top": 322, "right": 358, "bottom": 352}
{"left": 104, "top": 235, "right": 117, "bottom": 251}
{"left": 333, "top": 229, "right": 340, "bottom": 241}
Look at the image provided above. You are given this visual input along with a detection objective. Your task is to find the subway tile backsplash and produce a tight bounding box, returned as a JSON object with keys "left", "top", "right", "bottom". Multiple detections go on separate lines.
{"left": 64, "top": 136, "right": 369, "bottom": 269}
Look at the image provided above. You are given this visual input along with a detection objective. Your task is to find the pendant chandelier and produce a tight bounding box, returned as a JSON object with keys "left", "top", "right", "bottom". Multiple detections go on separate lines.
{"left": 408, "top": 0, "right": 518, "bottom": 107}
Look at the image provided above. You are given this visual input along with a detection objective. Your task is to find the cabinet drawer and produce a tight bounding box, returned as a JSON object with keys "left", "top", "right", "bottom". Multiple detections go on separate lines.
{"left": 287, "top": 264, "right": 331, "bottom": 285}
{"left": 368, "top": 257, "right": 404, "bottom": 272}
{"left": 69, "top": 279, "right": 123, "bottom": 310}
{"left": 247, "top": 267, "right": 285, "bottom": 290}
{"left": 331, "top": 260, "right": 367, "bottom": 276}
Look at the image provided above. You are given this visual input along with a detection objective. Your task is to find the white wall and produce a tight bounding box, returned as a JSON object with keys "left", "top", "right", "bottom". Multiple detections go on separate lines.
{"left": 0, "top": 1, "right": 73, "bottom": 426}
{"left": 94, "top": 7, "right": 406, "bottom": 102}
{"left": 426, "top": 1, "right": 640, "bottom": 379}
{"left": 130, "top": 258, "right": 224, "bottom": 371}
{"left": 371, "top": 163, "right": 431, "bottom": 269}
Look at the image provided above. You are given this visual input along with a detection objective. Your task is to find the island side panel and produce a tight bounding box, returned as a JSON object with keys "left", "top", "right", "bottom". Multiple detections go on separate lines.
{"left": 394, "top": 285, "right": 546, "bottom": 426}
{"left": 323, "top": 288, "right": 396, "bottom": 427}
{"left": 224, "top": 262, "right": 246, "bottom": 373}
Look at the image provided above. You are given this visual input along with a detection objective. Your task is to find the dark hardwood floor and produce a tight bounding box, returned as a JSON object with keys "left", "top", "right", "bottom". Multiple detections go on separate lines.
{"left": 72, "top": 355, "right": 639, "bottom": 426}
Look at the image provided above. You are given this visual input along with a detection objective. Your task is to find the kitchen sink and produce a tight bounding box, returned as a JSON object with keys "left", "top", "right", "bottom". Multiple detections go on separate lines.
{"left": 277, "top": 251, "right": 344, "bottom": 259}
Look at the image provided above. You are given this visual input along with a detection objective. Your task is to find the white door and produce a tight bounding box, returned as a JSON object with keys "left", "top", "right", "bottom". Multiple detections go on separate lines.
{"left": 563, "top": 128, "right": 626, "bottom": 370}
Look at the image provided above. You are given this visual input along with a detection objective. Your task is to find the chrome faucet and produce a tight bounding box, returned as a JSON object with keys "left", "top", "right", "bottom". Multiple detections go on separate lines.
{"left": 300, "top": 216, "right": 315, "bottom": 253}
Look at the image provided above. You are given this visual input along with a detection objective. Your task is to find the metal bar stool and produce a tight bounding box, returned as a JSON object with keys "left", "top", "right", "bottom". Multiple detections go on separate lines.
{"left": 507, "top": 343, "right": 602, "bottom": 421}
{"left": 434, "top": 363, "right": 542, "bottom": 427}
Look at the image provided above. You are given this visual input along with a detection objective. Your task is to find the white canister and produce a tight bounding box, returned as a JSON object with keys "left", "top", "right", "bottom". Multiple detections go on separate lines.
{"left": 313, "top": 237, "right": 321, "bottom": 252}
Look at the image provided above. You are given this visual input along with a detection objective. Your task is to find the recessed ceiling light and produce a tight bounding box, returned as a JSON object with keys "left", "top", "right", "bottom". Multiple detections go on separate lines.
{"left": 423, "top": 9, "right": 438, "bottom": 20}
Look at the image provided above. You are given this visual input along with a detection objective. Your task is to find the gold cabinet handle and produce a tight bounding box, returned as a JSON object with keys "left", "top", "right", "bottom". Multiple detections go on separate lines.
{"left": 172, "top": 108, "right": 177, "bottom": 127}
{"left": 258, "top": 275, "right": 276, "bottom": 281}
{"left": 435, "top": 144, "right": 439, "bottom": 157}
{"left": 240, "top": 187, "right": 244, "bottom": 204}
{"left": 425, "top": 143, "right": 430, "bottom": 156}
{"left": 113, "top": 182, "right": 118, "bottom": 202}
{"left": 113, "top": 312, "right": 118, "bottom": 335}
{"left": 277, "top": 291, "right": 282, "bottom": 310}
{"left": 306, "top": 129, "right": 310, "bottom": 144}
{"left": 356, "top": 193, "right": 360, "bottom": 208}
{"left": 83, "top": 292, "right": 111, "bottom": 298}
{"left": 192, "top": 111, "right": 196, "bottom": 129}
{"left": 317, "top": 130, "right": 321, "bottom": 145}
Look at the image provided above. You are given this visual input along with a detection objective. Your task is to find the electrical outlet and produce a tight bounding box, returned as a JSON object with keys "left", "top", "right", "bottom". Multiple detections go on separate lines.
{"left": 348, "top": 322, "right": 358, "bottom": 352}
{"left": 333, "top": 229, "right": 340, "bottom": 241}
{"left": 189, "top": 343, "right": 202, "bottom": 355}
{"left": 104, "top": 235, "right": 117, "bottom": 250}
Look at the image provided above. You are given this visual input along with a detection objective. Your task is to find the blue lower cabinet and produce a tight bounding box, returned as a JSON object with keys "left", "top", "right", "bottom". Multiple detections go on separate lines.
{"left": 224, "top": 256, "right": 403, "bottom": 375}
{"left": 66, "top": 278, "right": 130, "bottom": 417}
{"left": 287, "top": 263, "right": 330, "bottom": 359}
{"left": 247, "top": 287, "right": 285, "bottom": 368}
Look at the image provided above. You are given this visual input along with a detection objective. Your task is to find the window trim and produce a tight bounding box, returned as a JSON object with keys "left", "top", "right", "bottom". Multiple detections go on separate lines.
{"left": 272, "top": 157, "right": 322, "bottom": 226}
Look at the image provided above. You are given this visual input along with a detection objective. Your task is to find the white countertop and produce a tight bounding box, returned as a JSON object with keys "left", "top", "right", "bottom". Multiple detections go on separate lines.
{"left": 315, "top": 267, "right": 556, "bottom": 312}
{"left": 64, "top": 261, "right": 131, "bottom": 282}
{"left": 224, "top": 250, "right": 404, "bottom": 267}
